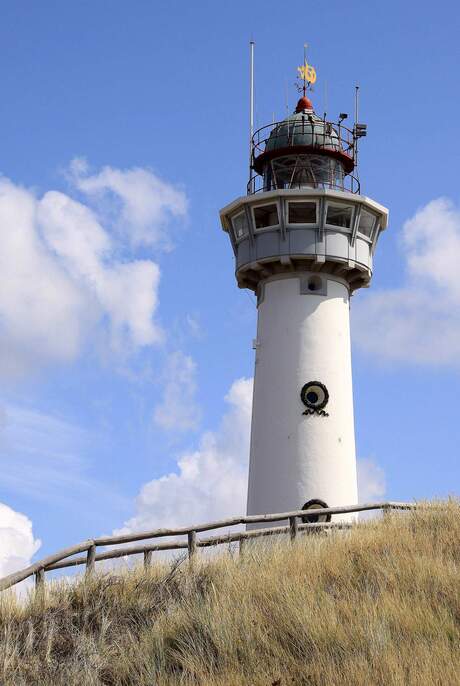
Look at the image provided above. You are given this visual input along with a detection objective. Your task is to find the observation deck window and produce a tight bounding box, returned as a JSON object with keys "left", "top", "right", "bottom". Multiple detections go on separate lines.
{"left": 231, "top": 211, "right": 249, "bottom": 239}
{"left": 326, "top": 203, "right": 353, "bottom": 229}
{"left": 288, "top": 201, "right": 317, "bottom": 224}
{"left": 357, "top": 209, "right": 376, "bottom": 239}
{"left": 253, "top": 203, "right": 279, "bottom": 230}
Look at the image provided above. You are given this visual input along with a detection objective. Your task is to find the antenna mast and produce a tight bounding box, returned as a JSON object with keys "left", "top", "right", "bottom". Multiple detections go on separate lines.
{"left": 249, "top": 41, "right": 255, "bottom": 194}
{"left": 354, "top": 85, "right": 359, "bottom": 166}
{"left": 354, "top": 85, "right": 359, "bottom": 128}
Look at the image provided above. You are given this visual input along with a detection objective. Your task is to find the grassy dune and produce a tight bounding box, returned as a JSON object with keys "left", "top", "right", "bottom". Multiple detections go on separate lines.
{"left": 0, "top": 501, "right": 459, "bottom": 685}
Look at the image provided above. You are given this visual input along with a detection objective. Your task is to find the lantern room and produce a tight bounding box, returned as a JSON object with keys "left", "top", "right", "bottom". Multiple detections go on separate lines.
{"left": 249, "top": 96, "right": 359, "bottom": 196}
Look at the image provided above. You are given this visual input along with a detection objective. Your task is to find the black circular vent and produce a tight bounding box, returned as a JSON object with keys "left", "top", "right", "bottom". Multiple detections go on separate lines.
{"left": 301, "top": 498, "right": 331, "bottom": 524}
{"left": 300, "top": 381, "right": 329, "bottom": 410}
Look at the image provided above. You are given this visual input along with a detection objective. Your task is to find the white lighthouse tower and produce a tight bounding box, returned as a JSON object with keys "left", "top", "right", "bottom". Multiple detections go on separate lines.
{"left": 219, "top": 55, "right": 388, "bottom": 524}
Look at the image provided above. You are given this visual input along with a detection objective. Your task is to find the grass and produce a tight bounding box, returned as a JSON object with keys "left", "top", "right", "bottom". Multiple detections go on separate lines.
{"left": 0, "top": 501, "right": 459, "bottom": 685}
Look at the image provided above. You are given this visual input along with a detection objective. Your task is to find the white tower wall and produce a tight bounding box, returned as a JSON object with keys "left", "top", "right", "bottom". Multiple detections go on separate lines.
{"left": 247, "top": 273, "right": 358, "bottom": 524}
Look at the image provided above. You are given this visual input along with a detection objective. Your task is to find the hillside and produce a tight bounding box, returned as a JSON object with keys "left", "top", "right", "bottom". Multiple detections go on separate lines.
{"left": 0, "top": 501, "right": 459, "bottom": 686}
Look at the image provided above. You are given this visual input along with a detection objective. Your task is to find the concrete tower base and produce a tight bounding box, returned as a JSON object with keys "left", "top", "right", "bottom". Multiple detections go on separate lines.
{"left": 247, "top": 273, "right": 358, "bottom": 526}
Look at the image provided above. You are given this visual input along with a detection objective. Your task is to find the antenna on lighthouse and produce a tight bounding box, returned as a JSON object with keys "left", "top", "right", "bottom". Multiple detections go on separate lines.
{"left": 249, "top": 40, "right": 255, "bottom": 194}
{"left": 354, "top": 85, "right": 359, "bottom": 129}
{"left": 323, "top": 79, "right": 328, "bottom": 120}
{"left": 353, "top": 85, "right": 367, "bottom": 170}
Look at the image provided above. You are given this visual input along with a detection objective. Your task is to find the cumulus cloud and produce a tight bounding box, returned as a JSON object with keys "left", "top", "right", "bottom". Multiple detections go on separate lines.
{"left": 0, "top": 163, "right": 187, "bottom": 377}
{"left": 69, "top": 159, "right": 188, "bottom": 249}
{"left": 0, "top": 503, "right": 40, "bottom": 579}
{"left": 353, "top": 198, "right": 460, "bottom": 366}
{"left": 120, "top": 376, "right": 382, "bottom": 534}
{"left": 119, "top": 377, "right": 253, "bottom": 533}
{"left": 153, "top": 351, "right": 201, "bottom": 432}
{"left": 357, "top": 458, "right": 386, "bottom": 503}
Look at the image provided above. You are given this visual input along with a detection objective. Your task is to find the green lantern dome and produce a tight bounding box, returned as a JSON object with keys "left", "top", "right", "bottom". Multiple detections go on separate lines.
{"left": 252, "top": 97, "right": 354, "bottom": 176}
{"left": 266, "top": 113, "right": 340, "bottom": 154}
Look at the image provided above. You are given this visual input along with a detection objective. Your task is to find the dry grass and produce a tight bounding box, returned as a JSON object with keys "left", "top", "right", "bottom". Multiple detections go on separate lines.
{"left": 0, "top": 501, "right": 459, "bottom": 686}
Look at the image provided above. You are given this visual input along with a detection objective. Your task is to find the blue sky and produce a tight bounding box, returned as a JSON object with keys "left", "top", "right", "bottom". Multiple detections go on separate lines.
{"left": 0, "top": 0, "right": 459, "bottom": 573}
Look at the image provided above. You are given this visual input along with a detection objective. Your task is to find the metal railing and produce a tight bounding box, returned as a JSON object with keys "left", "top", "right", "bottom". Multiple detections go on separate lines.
{"left": 247, "top": 117, "right": 360, "bottom": 196}
{"left": 246, "top": 173, "right": 361, "bottom": 195}
{"left": 0, "top": 502, "right": 415, "bottom": 593}
{"left": 251, "top": 118, "right": 356, "bottom": 160}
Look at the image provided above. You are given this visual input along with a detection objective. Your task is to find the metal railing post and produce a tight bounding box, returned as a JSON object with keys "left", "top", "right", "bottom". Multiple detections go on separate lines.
{"left": 144, "top": 550, "right": 152, "bottom": 569}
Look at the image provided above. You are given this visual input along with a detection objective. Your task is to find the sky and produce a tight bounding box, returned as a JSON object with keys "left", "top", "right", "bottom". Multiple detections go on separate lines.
{"left": 0, "top": 0, "right": 459, "bottom": 576}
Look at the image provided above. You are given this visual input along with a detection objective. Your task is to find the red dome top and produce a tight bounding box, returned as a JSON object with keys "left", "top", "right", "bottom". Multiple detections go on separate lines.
{"left": 295, "top": 95, "right": 313, "bottom": 112}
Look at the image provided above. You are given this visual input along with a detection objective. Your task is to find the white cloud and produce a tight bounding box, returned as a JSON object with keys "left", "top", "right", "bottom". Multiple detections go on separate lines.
{"left": 353, "top": 197, "right": 460, "bottom": 366}
{"left": 357, "top": 458, "right": 386, "bottom": 503}
{"left": 120, "top": 375, "right": 381, "bottom": 534}
{"left": 0, "top": 163, "right": 187, "bottom": 377}
{"left": 0, "top": 179, "right": 89, "bottom": 377}
{"left": 39, "top": 190, "right": 162, "bottom": 350}
{"left": 119, "top": 377, "right": 253, "bottom": 533}
{"left": 153, "top": 351, "right": 201, "bottom": 432}
{"left": 0, "top": 502, "right": 40, "bottom": 579}
{"left": 69, "top": 159, "right": 188, "bottom": 249}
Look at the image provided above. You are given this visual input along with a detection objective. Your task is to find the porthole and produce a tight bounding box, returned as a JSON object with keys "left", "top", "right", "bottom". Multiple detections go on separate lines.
{"left": 300, "top": 381, "right": 329, "bottom": 410}
{"left": 301, "top": 499, "right": 331, "bottom": 524}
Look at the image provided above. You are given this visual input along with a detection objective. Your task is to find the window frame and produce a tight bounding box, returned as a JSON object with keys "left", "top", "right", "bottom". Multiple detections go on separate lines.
{"left": 285, "top": 199, "right": 319, "bottom": 228}
{"left": 251, "top": 201, "right": 281, "bottom": 232}
{"left": 324, "top": 201, "right": 355, "bottom": 232}
{"left": 356, "top": 208, "right": 377, "bottom": 242}
{"left": 231, "top": 209, "right": 249, "bottom": 242}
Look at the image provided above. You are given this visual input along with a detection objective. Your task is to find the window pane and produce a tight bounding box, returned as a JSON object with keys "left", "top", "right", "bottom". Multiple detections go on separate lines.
{"left": 232, "top": 212, "right": 248, "bottom": 239}
{"left": 288, "top": 201, "right": 317, "bottom": 224}
{"left": 326, "top": 204, "right": 352, "bottom": 228}
{"left": 254, "top": 204, "right": 279, "bottom": 229}
{"left": 358, "top": 209, "right": 375, "bottom": 238}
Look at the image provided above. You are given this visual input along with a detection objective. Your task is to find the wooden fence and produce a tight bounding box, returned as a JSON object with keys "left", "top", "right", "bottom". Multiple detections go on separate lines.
{"left": 0, "top": 501, "right": 415, "bottom": 593}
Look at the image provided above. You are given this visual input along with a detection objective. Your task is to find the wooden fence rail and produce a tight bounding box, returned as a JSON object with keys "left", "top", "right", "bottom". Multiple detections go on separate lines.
{"left": 0, "top": 501, "right": 415, "bottom": 593}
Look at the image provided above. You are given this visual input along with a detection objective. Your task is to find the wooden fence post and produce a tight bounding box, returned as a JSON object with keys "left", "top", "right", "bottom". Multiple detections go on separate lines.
{"left": 144, "top": 550, "right": 152, "bottom": 569}
{"left": 35, "top": 568, "right": 45, "bottom": 596}
{"left": 188, "top": 531, "right": 197, "bottom": 562}
{"left": 289, "top": 516, "right": 298, "bottom": 542}
{"left": 86, "top": 544, "right": 96, "bottom": 577}
{"left": 0, "top": 503, "right": 416, "bottom": 593}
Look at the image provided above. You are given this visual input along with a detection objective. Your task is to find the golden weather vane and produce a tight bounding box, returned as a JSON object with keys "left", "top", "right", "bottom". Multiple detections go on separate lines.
{"left": 297, "top": 43, "right": 317, "bottom": 96}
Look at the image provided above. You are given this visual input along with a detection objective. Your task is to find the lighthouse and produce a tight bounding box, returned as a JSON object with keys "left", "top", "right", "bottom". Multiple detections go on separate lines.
{"left": 219, "top": 54, "right": 388, "bottom": 524}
